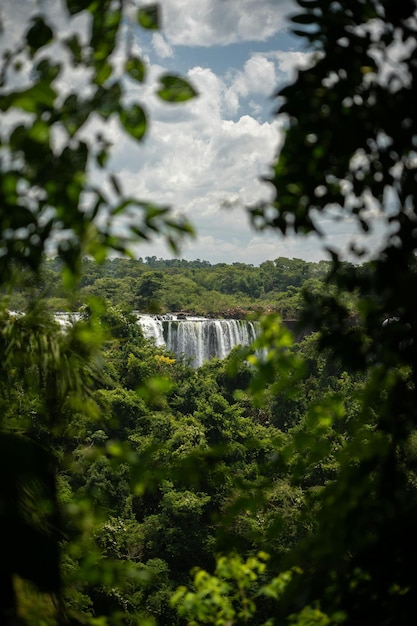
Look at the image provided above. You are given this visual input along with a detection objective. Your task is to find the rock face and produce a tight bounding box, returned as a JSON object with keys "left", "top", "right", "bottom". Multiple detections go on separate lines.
{"left": 216, "top": 308, "right": 247, "bottom": 320}
{"left": 137, "top": 314, "right": 259, "bottom": 367}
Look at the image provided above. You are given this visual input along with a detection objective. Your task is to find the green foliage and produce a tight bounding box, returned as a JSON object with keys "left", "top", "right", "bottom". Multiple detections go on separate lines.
{"left": 244, "top": 1, "right": 417, "bottom": 625}
{"left": 0, "top": 434, "right": 61, "bottom": 594}
{"left": 138, "top": 4, "right": 160, "bottom": 30}
{"left": 1, "top": 1, "right": 416, "bottom": 625}
{"left": 9, "top": 255, "right": 332, "bottom": 319}
{"left": 172, "top": 552, "right": 299, "bottom": 625}
{"left": 0, "top": 0, "right": 196, "bottom": 285}
{"left": 157, "top": 74, "right": 199, "bottom": 102}
{"left": 0, "top": 1, "right": 197, "bottom": 621}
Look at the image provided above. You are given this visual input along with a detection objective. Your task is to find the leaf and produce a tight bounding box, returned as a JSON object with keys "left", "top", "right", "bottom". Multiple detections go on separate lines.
{"left": 96, "top": 148, "right": 108, "bottom": 167}
{"left": 291, "top": 28, "right": 318, "bottom": 39}
{"left": 297, "top": 0, "right": 321, "bottom": 6}
{"left": 0, "top": 82, "right": 56, "bottom": 113}
{"left": 65, "top": 0, "right": 93, "bottom": 14}
{"left": 95, "top": 59, "right": 112, "bottom": 85}
{"left": 125, "top": 56, "right": 146, "bottom": 83}
{"left": 61, "top": 94, "right": 91, "bottom": 136}
{"left": 137, "top": 4, "right": 160, "bottom": 30}
{"left": 157, "top": 74, "right": 198, "bottom": 103}
{"left": 110, "top": 173, "right": 122, "bottom": 195}
{"left": 119, "top": 104, "right": 147, "bottom": 140}
{"left": 27, "top": 119, "right": 50, "bottom": 144}
{"left": 9, "top": 124, "right": 27, "bottom": 149}
{"left": 95, "top": 83, "right": 122, "bottom": 119}
{"left": 35, "top": 58, "right": 61, "bottom": 82}
{"left": 91, "top": 7, "right": 121, "bottom": 62}
{"left": 0, "top": 433, "right": 61, "bottom": 592}
{"left": 65, "top": 34, "right": 82, "bottom": 63}
{"left": 26, "top": 16, "right": 53, "bottom": 52}
{"left": 291, "top": 13, "right": 318, "bottom": 25}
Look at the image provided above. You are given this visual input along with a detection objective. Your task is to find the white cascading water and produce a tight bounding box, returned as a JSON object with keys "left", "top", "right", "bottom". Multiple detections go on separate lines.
{"left": 136, "top": 315, "right": 165, "bottom": 347}
{"left": 53, "top": 312, "right": 82, "bottom": 327}
{"left": 138, "top": 315, "right": 258, "bottom": 367}
{"left": 47, "top": 312, "right": 258, "bottom": 367}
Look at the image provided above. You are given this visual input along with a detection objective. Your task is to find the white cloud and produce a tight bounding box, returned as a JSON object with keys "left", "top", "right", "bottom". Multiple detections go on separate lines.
{"left": 101, "top": 52, "right": 285, "bottom": 264}
{"left": 224, "top": 54, "right": 277, "bottom": 114}
{"left": 152, "top": 32, "right": 174, "bottom": 59}
{"left": 3, "top": 0, "right": 388, "bottom": 266}
{"left": 273, "top": 50, "right": 317, "bottom": 81}
{"left": 160, "top": 0, "right": 295, "bottom": 47}
{"left": 242, "top": 55, "right": 277, "bottom": 95}
{"left": 221, "top": 50, "right": 318, "bottom": 117}
{"left": 109, "top": 60, "right": 280, "bottom": 207}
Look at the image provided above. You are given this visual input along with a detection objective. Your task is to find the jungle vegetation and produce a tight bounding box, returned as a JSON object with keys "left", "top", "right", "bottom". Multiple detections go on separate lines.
{"left": 7, "top": 255, "right": 333, "bottom": 320}
{"left": 0, "top": 1, "right": 416, "bottom": 625}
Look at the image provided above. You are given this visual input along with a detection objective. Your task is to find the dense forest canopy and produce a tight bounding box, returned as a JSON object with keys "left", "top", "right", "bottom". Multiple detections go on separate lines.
{"left": 8, "top": 255, "right": 333, "bottom": 319}
{"left": 1, "top": 0, "right": 417, "bottom": 625}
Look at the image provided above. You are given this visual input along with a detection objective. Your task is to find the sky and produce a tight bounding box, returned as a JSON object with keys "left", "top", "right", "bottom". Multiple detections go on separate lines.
{"left": 0, "top": 0, "right": 388, "bottom": 266}
{"left": 119, "top": 0, "right": 328, "bottom": 265}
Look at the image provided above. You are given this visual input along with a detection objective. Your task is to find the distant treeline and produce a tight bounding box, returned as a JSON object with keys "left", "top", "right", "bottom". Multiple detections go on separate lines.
{"left": 8, "top": 256, "right": 335, "bottom": 318}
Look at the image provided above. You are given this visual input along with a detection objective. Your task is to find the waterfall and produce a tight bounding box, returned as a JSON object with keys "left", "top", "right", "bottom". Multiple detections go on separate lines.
{"left": 48, "top": 311, "right": 258, "bottom": 368}
{"left": 53, "top": 312, "right": 81, "bottom": 327}
{"left": 136, "top": 315, "right": 165, "bottom": 347}
{"left": 138, "top": 315, "right": 258, "bottom": 367}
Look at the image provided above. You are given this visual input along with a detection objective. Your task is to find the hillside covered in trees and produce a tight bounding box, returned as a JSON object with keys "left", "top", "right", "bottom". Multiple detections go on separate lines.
{"left": 8, "top": 256, "right": 332, "bottom": 320}
{"left": 0, "top": 293, "right": 368, "bottom": 624}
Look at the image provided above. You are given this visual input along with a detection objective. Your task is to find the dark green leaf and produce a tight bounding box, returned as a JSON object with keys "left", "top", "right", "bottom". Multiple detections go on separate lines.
{"left": 297, "top": 0, "right": 320, "bottom": 6}
{"left": 65, "top": 34, "right": 82, "bottom": 63}
{"left": 119, "top": 104, "right": 147, "bottom": 140}
{"left": 157, "top": 74, "right": 197, "bottom": 103}
{"left": 137, "top": 4, "right": 160, "bottom": 30}
{"left": 61, "top": 94, "right": 92, "bottom": 136}
{"left": 0, "top": 433, "right": 61, "bottom": 592}
{"left": 35, "top": 58, "right": 61, "bottom": 82}
{"left": 110, "top": 173, "right": 122, "bottom": 195}
{"left": 65, "top": 0, "right": 94, "bottom": 14}
{"left": 26, "top": 16, "right": 53, "bottom": 52}
{"left": 9, "top": 124, "right": 27, "bottom": 149}
{"left": 96, "top": 148, "right": 109, "bottom": 167}
{"left": 27, "top": 119, "right": 50, "bottom": 144}
{"left": 0, "top": 82, "right": 56, "bottom": 113}
{"left": 110, "top": 198, "right": 133, "bottom": 216}
{"left": 60, "top": 142, "right": 88, "bottom": 180}
{"left": 291, "top": 28, "right": 318, "bottom": 39}
{"left": 0, "top": 172, "right": 18, "bottom": 202}
{"left": 125, "top": 56, "right": 146, "bottom": 82}
{"left": 95, "top": 83, "right": 122, "bottom": 119}
{"left": 291, "top": 13, "right": 318, "bottom": 24}
{"left": 95, "top": 60, "right": 112, "bottom": 85}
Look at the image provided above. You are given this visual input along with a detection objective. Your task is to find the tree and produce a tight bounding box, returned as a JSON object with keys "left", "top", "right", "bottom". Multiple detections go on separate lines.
{"left": 0, "top": 1, "right": 196, "bottom": 622}
{"left": 169, "top": 3, "right": 417, "bottom": 621}
{"left": 2, "top": 1, "right": 417, "bottom": 624}
{"left": 0, "top": 1, "right": 195, "bottom": 286}
{"left": 247, "top": 0, "right": 417, "bottom": 624}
